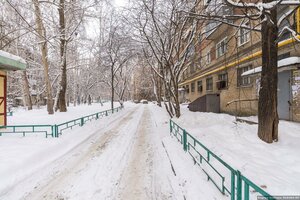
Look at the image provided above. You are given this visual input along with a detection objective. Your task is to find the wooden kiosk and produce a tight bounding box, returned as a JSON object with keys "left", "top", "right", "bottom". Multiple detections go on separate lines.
{"left": 0, "top": 50, "right": 26, "bottom": 126}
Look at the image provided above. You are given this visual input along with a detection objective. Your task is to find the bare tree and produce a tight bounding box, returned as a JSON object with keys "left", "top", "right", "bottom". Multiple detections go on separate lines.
{"left": 21, "top": 70, "right": 33, "bottom": 110}
{"left": 129, "top": 0, "right": 197, "bottom": 117}
{"left": 32, "top": 0, "right": 54, "bottom": 114}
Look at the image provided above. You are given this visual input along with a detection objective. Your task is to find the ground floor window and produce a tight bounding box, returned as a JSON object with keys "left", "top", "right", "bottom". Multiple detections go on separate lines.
{"left": 237, "top": 65, "right": 252, "bottom": 86}
{"left": 217, "top": 73, "right": 228, "bottom": 90}
{"left": 185, "top": 85, "right": 190, "bottom": 93}
{"left": 197, "top": 80, "right": 203, "bottom": 92}
{"left": 206, "top": 77, "right": 213, "bottom": 91}
{"left": 191, "top": 82, "right": 195, "bottom": 92}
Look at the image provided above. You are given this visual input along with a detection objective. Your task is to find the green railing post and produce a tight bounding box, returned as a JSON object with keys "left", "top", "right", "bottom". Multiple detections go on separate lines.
{"left": 96, "top": 113, "right": 99, "bottom": 119}
{"left": 231, "top": 171, "right": 236, "bottom": 200}
{"left": 236, "top": 171, "right": 242, "bottom": 200}
{"left": 51, "top": 125, "right": 54, "bottom": 137}
{"left": 244, "top": 181, "right": 249, "bottom": 200}
{"left": 169, "top": 120, "right": 172, "bottom": 133}
{"left": 183, "top": 129, "right": 187, "bottom": 152}
{"left": 55, "top": 125, "right": 58, "bottom": 137}
{"left": 80, "top": 118, "right": 84, "bottom": 126}
{"left": 106, "top": 111, "right": 108, "bottom": 116}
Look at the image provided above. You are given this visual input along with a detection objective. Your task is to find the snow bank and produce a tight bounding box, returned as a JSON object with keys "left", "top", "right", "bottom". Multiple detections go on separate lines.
{"left": 0, "top": 102, "right": 128, "bottom": 198}
{"left": 172, "top": 105, "right": 300, "bottom": 195}
{"left": 8, "top": 102, "right": 119, "bottom": 125}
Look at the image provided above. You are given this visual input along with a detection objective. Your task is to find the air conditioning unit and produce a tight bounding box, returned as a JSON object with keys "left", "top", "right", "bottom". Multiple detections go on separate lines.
{"left": 217, "top": 80, "right": 227, "bottom": 90}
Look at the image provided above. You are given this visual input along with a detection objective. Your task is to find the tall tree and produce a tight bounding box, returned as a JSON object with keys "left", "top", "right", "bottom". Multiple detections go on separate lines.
{"left": 130, "top": 0, "right": 197, "bottom": 117}
{"left": 21, "top": 70, "right": 33, "bottom": 110}
{"left": 258, "top": 0, "right": 279, "bottom": 142}
{"left": 55, "top": 0, "right": 68, "bottom": 112}
{"left": 32, "top": 0, "right": 54, "bottom": 114}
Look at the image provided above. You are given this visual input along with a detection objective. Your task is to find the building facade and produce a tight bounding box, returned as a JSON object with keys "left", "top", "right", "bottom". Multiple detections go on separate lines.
{"left": 180, "top": 1, "right": 300, "bottom": 121}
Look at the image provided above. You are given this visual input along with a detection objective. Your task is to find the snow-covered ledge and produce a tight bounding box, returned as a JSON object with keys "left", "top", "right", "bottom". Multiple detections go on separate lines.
{"left": 242, "top": 57, "right": 300, "bottom": 76}
{"left": 0, "top": 50, "right": 26, "bottom": 71}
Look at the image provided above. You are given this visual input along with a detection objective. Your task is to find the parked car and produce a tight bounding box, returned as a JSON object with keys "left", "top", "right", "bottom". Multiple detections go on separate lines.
{"left": 140, "top": 99, "right": 148, "bottom": 104}
{"left": 133, "top": 100, "right": 140, "bottom": 104}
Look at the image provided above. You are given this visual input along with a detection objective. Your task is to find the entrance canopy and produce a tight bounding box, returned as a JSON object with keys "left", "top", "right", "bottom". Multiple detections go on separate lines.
{"left": 242, "top": 57, "right": 300, "bottom": 76}
{"left": 0, "top": 50, "right": 26, "bottom": 71}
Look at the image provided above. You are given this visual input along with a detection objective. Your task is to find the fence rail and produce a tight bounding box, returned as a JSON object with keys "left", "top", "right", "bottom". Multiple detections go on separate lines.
{"left": 169, "top": 119, "right": 274, "bottom": 200}
{"left": 0, "top": 106, "right": 123, "bottom": 138}
{"left": 6, "top": 111, "right": 13, "bottom": 116}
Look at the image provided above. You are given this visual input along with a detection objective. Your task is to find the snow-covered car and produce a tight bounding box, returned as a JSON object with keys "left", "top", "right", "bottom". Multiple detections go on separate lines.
{"left": 140, "top": 99, "right": 148, "bottom": 104}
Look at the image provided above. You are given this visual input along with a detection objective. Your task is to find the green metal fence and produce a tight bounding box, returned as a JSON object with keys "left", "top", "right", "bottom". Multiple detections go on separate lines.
{"left": 170, "top": 119, "right": 275, "bottom": 200}
{"left": 0, "top": 125, "right": 54, "bottom": 138}
{"left": 0, "top": 106, "right": 123, "bottom": 138}
{"left": 6, "top": 111, "right": 13, "bottom": 116}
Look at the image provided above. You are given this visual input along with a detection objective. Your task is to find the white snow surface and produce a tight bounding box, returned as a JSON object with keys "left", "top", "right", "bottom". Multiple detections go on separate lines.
{"left": 8, "top": 102, "right": 119, "bottom": 125}
{"left": 0, "top": 103, "right": 226, "bottom": 200}
{"left": 173, "top": 105, "right": 300, "bottom": 196}
{"left": 1, "top": 102, "right": 299, "bottom": 199}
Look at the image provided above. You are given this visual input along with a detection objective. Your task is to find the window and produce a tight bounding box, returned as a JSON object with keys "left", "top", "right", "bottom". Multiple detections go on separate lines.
{"left": 190, "top": 64, "right": 195, "bottom": 74}
{"left": 238, "top": 22, "right": 250, "bottom": 46}
{"left": 216, "top": 38, "right": 227, "bottom": 58}
{"left": 217, "top": 73, "right": 228, "bottom": 90}
{"left": 206, "top": 77, "right": 213, "bottom": 91}
{"left": 185, "top": 85, "right": 190, "bottom": 93}
{"left": 187, "top": 45, "right": 195, "bottom": 58}
{"left": 206, "top": 51, "right": 211, "bottom": 64}
{"left": 278, "top": 52, "right": 290, "bottom": 60}
{"left": 237, "top": 66, "right": 252, "bottom": 86}
{"left": 197, "top": 80, "right": 203, "bottom": 92}
{"left": 191, "top": 82, "right": 195, "bottom": 92}
{"left": 277, "top": 5, "right": 292, "bottom": 42}
{"left": 198, "top": 32, "right": 202, "bottom": 42}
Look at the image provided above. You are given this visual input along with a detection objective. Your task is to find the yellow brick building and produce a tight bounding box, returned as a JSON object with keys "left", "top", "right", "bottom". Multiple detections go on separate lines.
{"left": 180, "top": 5, "right": 300, "bottom": 122}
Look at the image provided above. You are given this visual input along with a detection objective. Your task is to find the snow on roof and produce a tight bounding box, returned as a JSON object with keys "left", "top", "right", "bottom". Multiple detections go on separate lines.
{"left": 0, "top": 50, "right": 26, "bottom": 71}
{"left": 242, "top": 57, "right": 300, "bottom": 76}
{"left": 0, "top": 50, "right": 26, "bottom": 64}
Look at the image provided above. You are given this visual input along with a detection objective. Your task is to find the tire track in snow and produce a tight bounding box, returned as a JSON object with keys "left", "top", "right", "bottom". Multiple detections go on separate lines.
{"left": 116, "top": 106, "right": 174, "bottom": 200}
{"left": 116, "top": 106, "right": 154, "bottom": 200}
{"left": 22, "top": 106, "right": 140, "bottom": 200}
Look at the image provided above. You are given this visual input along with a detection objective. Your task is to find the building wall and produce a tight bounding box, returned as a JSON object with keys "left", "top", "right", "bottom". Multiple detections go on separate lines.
{"left": 291, "top": 69, "right": 300, "bottom": 122}
{"left": 0, "top": 70, "right": 7, "bottom": 126}
{"left": 180, "top": 3, "right": 300, "bottom": 120}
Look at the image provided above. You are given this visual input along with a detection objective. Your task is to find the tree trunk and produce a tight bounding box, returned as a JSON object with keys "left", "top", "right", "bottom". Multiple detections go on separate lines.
{"left": 56, "top": 0, "right": 67, "bottom": 112}
{"left": 88, "top": 94, "right": 92, "bottom": 105}
{"left": 32, "top": 0, "right": 54, "bottom": 114}
{"left": 21, "top": 70, "right": 32, "bottom": 110}
{"left": 157, "top": 77, "right": 162, "bottom": 107}
{"left": 258, "top": 3, "right": 279, "bottom": 143}
{"left": 111, "top": 67, "right": 114, "bottom": 110}
{"left": 174, "top": 89, "right": 180, "bottom": 118}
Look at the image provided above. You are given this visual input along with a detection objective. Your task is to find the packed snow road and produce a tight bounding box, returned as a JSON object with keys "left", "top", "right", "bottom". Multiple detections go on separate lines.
{"left": 5, "top": 105, "right": 174, "bottom": 200}
{"left": 1, "top": 104, "right": 225, "bottom": 200}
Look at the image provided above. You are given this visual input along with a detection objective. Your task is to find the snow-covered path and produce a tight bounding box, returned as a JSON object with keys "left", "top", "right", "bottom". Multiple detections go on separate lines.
{"left": 1, "top": 104, "right": 225, "bottom": 200}
{"left": 116, "top": 106, "right": 173, "bottom": 200}
{"left": 22, "top": 106, "right": 143, "bottom": 200}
